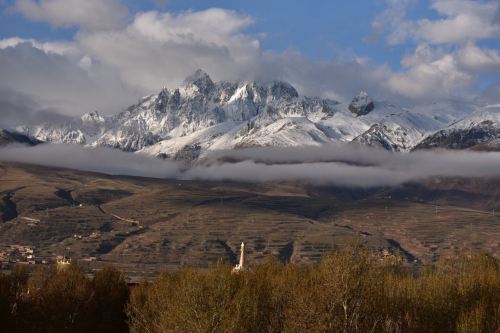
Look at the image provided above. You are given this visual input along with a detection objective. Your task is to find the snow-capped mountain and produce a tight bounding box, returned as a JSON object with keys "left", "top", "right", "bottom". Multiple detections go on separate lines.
{"left": 14, "top": 69, "right": 500, "bottom": 160}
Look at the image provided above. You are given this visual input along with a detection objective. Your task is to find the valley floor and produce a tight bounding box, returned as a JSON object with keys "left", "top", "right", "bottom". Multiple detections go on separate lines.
{"left": 0, "top": 162, "right": 499, "bottom": 276}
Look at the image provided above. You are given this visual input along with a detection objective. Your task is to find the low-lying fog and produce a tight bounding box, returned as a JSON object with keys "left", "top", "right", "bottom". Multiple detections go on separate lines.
{"left": 1, "top": 143, "right": 500, "bottom": 187}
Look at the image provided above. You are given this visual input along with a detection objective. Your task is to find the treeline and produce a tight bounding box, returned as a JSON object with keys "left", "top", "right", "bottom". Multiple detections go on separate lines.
{"left": 2, "top": 248, "right": 500, "bottom": 333}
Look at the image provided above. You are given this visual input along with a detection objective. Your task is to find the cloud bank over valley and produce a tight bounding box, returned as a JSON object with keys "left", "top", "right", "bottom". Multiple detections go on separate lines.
{"left": 1, "top": 144, "right": 500, "bottom": 188}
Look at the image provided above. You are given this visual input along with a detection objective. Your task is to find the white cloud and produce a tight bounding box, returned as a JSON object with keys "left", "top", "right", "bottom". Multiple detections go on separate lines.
{"left": 416, "top": 13, "right": 499, "bottom": 44}
{"left": 2, "top": 144, "right": 500, "bottom": 188}
{"left": 0, "top": 144, "right": 180, "bottom": 178}
{"left": 383, "top": 41, "right": 500, "bottom": 100}
{"left": 256, "top": 51, "right": 393, "bottom": 102}
{"left": 76, "top": 9, "right": 262, "bottom": 92}
{"left": 0, "top": 37, "right": 79, "bottom": 55}
{"left": 129, "top": 9, "right": 254, "bottom": 47}
{"left": 75, "top": 8, "right": 400, "bottom": 102}
{"left": 0, "top": 40, "right": 140, "bottom": 116}
{"left": 370, "top": 0, "right": 416, "bottom": 45}
{"left": 374, "top": 0, "right": 500, "bottom": 45}
{"left": 456, "top": 43, "right": 500, "bottom": 72}
{"left": 13, "top": 0, "right": 128, "bottom": 30}
{"left": 387, "top": 52, "right": 473, "bottom": 100}
{"left": 370, "top": 0, "right": 500, "bottom": 100}
{"left": 0, "top": 87, "right": 73, "bottom": 129}
{"left": 383, "top": 43, "right": 476, "bottom": 99}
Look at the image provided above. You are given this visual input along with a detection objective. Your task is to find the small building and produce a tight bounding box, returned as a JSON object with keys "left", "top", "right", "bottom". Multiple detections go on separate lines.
{"left": 56, "top": 256, "right": 71, "bottom": 269}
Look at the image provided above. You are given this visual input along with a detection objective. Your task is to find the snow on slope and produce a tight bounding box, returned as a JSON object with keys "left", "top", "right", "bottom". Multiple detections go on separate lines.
{"left": 414, "top": 105, "right": 500, "bottom": 151}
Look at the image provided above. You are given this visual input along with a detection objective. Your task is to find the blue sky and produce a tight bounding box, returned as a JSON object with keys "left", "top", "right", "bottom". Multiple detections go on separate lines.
{"left": 0, "top": 0, "right": 499, "bottom": 116}
{"left": 0, "top": 0, "right": 438, "bottom": 70}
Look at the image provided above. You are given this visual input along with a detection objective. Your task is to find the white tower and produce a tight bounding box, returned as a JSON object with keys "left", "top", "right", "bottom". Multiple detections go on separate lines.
{"left": 233, "top": 242, "right": 245, "bottom": 272}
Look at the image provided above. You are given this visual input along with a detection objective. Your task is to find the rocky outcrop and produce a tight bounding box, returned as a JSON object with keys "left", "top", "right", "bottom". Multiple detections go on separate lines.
{"left": 348, "top": 91, "right": 374, "bottom": 116}
{"left": 353, "top": 124, "right": 420, "bottom": 151}
{"left": 414, "top": 120, "right": 500, "bottom": 151}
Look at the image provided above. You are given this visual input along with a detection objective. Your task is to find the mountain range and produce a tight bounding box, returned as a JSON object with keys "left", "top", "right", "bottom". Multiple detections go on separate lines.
{"left": 7, "top": 69, "right": 500, "bottom": 161}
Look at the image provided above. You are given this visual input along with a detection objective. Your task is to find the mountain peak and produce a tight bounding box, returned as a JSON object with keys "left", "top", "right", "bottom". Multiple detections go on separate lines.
{"left": 81, "top": 111, "right": 104, "bottom": 123}
{"left": 182, "top": 69, "right": 215, "bottom": 95}
{"left": 185, "top": 68, "right": 211, "bottom": 81}
{"left": 349, "top": 91, "right": 374, "bottom": 116}
{"left": 268, "top": 81, "right": 299, "bottom": 100}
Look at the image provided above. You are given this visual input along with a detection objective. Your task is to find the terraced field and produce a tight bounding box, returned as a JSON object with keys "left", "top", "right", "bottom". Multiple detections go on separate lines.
{"left": 0, "top": 161, "right": 499, "bottom": 276}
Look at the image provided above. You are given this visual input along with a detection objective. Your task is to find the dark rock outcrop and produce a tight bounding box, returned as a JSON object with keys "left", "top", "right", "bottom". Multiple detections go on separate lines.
{"left": 348, "top": 91, "right": 375, "bottom": 116}
{"left": 0, "top": 129, "right": 42, "bottom": 146}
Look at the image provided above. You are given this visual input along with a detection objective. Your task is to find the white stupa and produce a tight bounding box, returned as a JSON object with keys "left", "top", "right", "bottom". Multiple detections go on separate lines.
{"left": 232, "top": 242, "right": 245, "bottom": 273}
